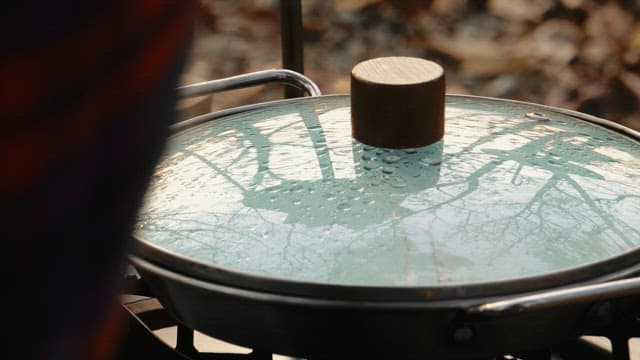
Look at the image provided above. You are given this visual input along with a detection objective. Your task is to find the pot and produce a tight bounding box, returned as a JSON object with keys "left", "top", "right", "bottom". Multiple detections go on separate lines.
{"left": 130, "top": 69, "right": 640, "bottom": 359}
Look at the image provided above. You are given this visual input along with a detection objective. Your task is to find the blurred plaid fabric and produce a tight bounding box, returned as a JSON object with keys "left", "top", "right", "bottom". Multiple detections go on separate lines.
{"left": 0, "top": 1, "right": 195, "bottom": 358}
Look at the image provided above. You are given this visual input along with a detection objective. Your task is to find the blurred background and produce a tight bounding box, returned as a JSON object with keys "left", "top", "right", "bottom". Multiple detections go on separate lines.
{"left": 181, "top": 0, "right": 640, "bottom": 131}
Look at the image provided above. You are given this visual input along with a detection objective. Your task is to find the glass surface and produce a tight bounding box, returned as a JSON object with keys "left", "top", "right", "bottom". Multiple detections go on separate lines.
{"left": 137, "top": 96, "right": 640, "bottom": 286}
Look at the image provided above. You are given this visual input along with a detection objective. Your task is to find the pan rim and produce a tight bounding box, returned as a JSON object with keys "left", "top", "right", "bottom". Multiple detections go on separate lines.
{"left": 131, "top": 94, "right": 640, "bottom": 301}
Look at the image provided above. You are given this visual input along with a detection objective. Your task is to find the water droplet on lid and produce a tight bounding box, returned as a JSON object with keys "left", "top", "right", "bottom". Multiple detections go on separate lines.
{"left": 362, "top": 153, "right": 374, "bottom": 161}
{"left": 526, "top": 112, "right": 550, "bottom": 121}
{"left": 382, "top": 166, "right": 394, "bottom": 174}
{"left": 391, "top": 179, "right": 407, "bottom": 188}
{"left": 292, "top": 199, "right": 302, "bottom": 205}
{"left": 363, "top": 164, "right": 374, "bottom": 171}
{"left": 337, "top": 203, "right": 351, "bottom": 211}
{"left": 423, "top": 157, "right": 441, "bottom": 166}
{"left": 404, "top": 148, "right": 417, "bottom": 154}
{"left": 383, "top": 155, "right": 401, "bottom": 163}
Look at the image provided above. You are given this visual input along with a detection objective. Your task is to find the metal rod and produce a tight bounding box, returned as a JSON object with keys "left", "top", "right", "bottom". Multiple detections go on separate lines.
{"left": 468, "top": 277, "right": 640, "bottom": 316}
{"left": 176, "top": 323, "right": 198, "bottom": 356}
{"left": 177, "top": 69, "right": 321, "bottom": 99}
{"left": 280, "top": 0, "right": 304, "bottom": 98}
{"left": 612, "top": 336, "right": 631, "bottom": 360}
{"left": 171, "top": 96, "right": 330, "bottom": 134}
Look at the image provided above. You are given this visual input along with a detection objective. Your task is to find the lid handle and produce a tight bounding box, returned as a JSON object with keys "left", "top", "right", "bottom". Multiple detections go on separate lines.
{"left": 351, "top": 57, "right": 445, "bottom": 149}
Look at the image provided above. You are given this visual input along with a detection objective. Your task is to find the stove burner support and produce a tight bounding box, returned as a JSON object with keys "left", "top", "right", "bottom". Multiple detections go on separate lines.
{"left": 120, "top": 297, "right": 274, "bottom": 360}
{"left": 120, "top": 292, "right": 640, "bottom": 360}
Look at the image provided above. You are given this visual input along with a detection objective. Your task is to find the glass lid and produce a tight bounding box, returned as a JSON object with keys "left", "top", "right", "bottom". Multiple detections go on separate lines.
{"left": 136, "top": 95, "right": 640, "bottom": 287}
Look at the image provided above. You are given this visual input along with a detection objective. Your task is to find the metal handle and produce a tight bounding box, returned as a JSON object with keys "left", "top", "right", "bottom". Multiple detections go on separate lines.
{"left": 172, "top": 69, "right": 321, "bottom": 133}
{"left": 468, "top": 277, "right": 640, "bottom": 317}
{"left": 178, "top": 69, "right": 321, "bottom": 99}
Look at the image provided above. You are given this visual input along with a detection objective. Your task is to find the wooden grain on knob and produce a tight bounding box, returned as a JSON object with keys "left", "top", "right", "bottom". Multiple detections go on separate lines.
{"left": 351, "top": 57, "right": 445, "bottom": 148}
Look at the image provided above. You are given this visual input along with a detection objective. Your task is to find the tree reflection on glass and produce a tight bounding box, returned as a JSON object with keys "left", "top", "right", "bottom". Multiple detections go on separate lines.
{"left": 138, "top": 96, "right": 640, "bottom": 286}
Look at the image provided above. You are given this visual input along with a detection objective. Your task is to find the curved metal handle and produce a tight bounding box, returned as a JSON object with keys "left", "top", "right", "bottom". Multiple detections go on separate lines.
{"left": 467, "top": 277, "right": 640, "bottom": 317}
{"left": 178, "top": 69, "right": 322, "bottom": 99}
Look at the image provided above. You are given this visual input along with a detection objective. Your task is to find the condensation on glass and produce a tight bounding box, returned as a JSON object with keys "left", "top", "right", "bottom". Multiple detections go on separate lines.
{"left": 137, "top": 96, "right": 640, "bottom": 286}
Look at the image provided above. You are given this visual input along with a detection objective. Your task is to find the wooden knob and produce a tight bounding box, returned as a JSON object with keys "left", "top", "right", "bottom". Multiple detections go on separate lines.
{"left": 351, "top": 57, "right": 445, "bottom": 148}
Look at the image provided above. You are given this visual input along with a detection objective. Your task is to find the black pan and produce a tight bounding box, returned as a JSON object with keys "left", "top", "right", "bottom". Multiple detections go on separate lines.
{"left": 130, "top": 71, "right": 640, "bottom": 359}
